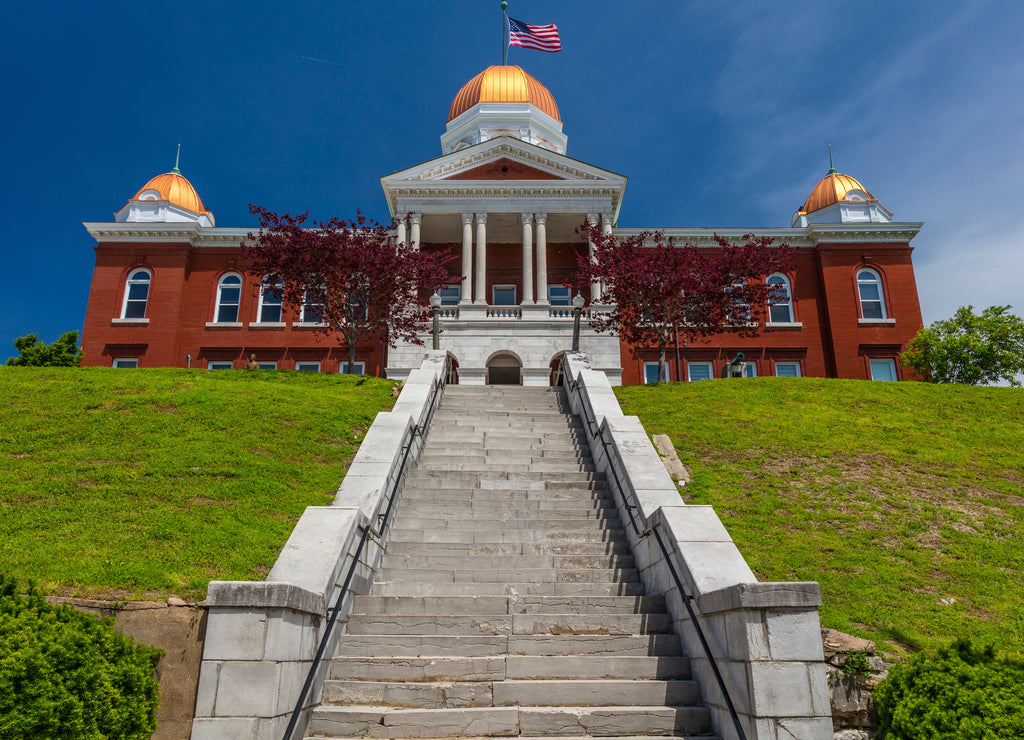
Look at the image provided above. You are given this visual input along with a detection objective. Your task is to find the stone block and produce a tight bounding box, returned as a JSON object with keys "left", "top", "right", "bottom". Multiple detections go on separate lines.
{"left": 656, "top": 506, "right": 733, "bottom": 543}
{"left": 765, "top": 609, "right": 825, "bottom": 662}
{"left": 776, "top": 716, "right": 835, "bottom": 739}
{"left": 674, "top": 541, "right": 758, "bottom": 597}
{"left": 698, "top": 582, "right": 822, "bottom": 615}
{"left": 213, "top": 660, "right": 281, "bottom": 717}
{"left": 201, "top": 608, "right": 267, "bottom": 661}
{"left": 263, "top": 609, "right": 317, "bottom": 662}
{"left": 193, "top": 661, "right": 219, "bottom": 717}
{"left": 189, "top": 717, "right": 257, "bottom": 740}
{"left": 266, "top": 507, "right": 362, "bottom": 601}
{"left": 750, "top": 661, "right": 815, "bottom": 716}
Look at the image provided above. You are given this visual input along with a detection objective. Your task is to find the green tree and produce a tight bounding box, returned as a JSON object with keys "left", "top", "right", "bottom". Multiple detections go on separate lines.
{"left": 6, "top": 331, "right": 84, "bottom": 367}
{"left": 900, "top": 305, "right": 1024, "bottom": 386}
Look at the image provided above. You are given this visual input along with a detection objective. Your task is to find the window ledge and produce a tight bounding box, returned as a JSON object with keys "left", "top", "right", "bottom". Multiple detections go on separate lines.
{"left": 293, "top": 322, "right": 328, "bottom": 329}
{"left": 766, "top": 321, "right": 803, "bottom": 329}
{"left": 250, "top": 322, "right": 286, "bottom": 329}
{"left": 112, "top": 318, "right": 149, "bottom": 325}
{"left": 205, "top": 322, "right": 243, "bottom": 329}
{"left": 858, "top": 318, "right": 896, "bottom": 326}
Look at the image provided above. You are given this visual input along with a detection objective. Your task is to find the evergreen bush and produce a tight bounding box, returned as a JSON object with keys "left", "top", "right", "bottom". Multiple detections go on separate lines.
{"left": 0, "top": 576, "right": 161, "bottom": 739}
{"left": 875, "top": 639, "right": 1024, "bottom": 739}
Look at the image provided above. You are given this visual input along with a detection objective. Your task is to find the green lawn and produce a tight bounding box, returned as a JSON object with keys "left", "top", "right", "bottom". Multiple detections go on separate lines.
{"left": 615, "top": 378, "right": 1024, "bottom": 657}
{"left": 0, "top": 368, "right": 396, "bottom": 600}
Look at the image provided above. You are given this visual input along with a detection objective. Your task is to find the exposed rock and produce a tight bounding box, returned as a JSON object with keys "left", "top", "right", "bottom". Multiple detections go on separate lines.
{"left": 651, "top": 434, "right": 690, "bottom": 484}
{"left": 167, "top": 596, "right": 188, "bottom": 607}
{"left": 822, "top": 627, "right": 875, "bottom": 654}
{"left": 822, "top": 628, "right": 888, "bottom": 733}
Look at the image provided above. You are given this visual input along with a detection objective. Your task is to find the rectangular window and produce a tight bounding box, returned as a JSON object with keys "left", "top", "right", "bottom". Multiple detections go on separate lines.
{"left": 548, "top": 285, "right": 571, "bottom": 306}
{"left": 745, "top": 362, "right": 758, "bottom": 378}
{"left": 338, "top": 361, "right": 366, "bottom": 375}
{"left": 492, "top": 285, "right": 516, "bottom": 306}
{"left": 295, "top": 362, "right": 320, "bottom": 372}
{"left": 112, "top": 358, "right": 138, "bottom": 368}
{"left": 208, "top": 361, "right": 233, "bottom": 370}
{"left": 438, "top": 285, "right": 461, "bottom": 306}
{"left": 643, "top": 362, "right": 668, "bottom": 383}
{"left": 258, "top": 362, "right": 278, "bottom": 370}
{"left": 774, "top": 361, "right": 802, "bottom": 378}
{"left": 687, "top": 361, "right": 714, "bottom": 382}
{"left": 870, "top": 358, "right": 898, "bottom": 381}
{"left": 259, "top": 280, "right": 284, "bottom": 323}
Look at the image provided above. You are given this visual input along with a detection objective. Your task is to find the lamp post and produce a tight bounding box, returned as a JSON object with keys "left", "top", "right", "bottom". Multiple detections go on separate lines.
{"left": 571, "top": 292, "right": 585, "bottom": 352}
{"left": 429, "top": 292, "right": 442, "bottom": 350}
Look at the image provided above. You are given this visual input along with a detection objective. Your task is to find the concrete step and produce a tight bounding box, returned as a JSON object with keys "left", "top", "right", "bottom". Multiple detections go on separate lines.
{"left": 396, "top": 501, "right": 618, "bottom": 515}
{"left": 399, "top": 489, "right": 612, "bottom": 502}
{"left": 321, "top": 678, "right": 700, "bottom": 708}
{"left": 378, "top": 554, "right": 636, "bottom": 570}
{"left": 370, "top": 582, "right": 646, "bottom": 597}
{"left": 383, "top": 541, "right": 633, "bottom": 557}
{"left": 334, "top": 634, "right": 679, "bottom": 658}
{"left": 384, "top": 530, "right": 626, "bottom": 545}
{"left": 415, "top": 462, "right": 598, "bottom": 473}
{"left": 345, "top": 613, "right": 672, "bottom": 636}
{"left": 389, "top": 517, "right": 622, "bottom": 532}
{"left": 307, "top": 704, "right": 711, "bottom": 738}
{"left": 406, "top": 471, "right": 607, "bottom": 485}
{"left": 373, "top": 568, "right": 639, "bottom": 584}
{"left": 351, "top": 595, "right": 667, "bottom": 616}
{"left": 328, "top": 655, "right": 692, "bottom": 682}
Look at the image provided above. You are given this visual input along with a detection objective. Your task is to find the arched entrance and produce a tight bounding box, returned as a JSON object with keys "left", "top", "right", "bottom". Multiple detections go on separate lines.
{"left": 446, "top": 353, "right": 460, "bottom": 385}
{"left": 486, "top": 350, "right": 523, "bottom": 385}
{"left": 549, "top": 351, "right": 566, "bottom": 386}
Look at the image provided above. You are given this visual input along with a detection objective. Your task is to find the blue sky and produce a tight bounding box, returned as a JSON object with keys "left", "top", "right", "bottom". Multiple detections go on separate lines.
{"left": 3, "top": 0, "right": 1022, "bottom": 357}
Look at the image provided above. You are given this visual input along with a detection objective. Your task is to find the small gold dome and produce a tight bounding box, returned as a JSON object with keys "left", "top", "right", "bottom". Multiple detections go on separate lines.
{"left": 448, "top": 65, "right": 560, "bottom": 123}
{"left": 798, "top": 171, "right": 876, "bottom": 215}
{"left": 132, "top": 171, "right": 210, "bottom": 216}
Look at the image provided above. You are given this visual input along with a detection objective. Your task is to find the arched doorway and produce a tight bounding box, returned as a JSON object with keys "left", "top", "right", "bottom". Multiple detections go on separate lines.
{"left": 549, "top": 351, "right": 566, "bottom": 386}
{"left": 486, "top": 350, "right": 523, "bottom": 385}
{"left": 446, "top": 353, "right": 460, "bottom": 385}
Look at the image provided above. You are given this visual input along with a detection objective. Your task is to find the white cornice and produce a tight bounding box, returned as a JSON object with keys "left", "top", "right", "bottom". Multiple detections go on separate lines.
{"left": 613, "top": 223, "right": 923, "bottom": 248}
{"left": 84, "top": 222, "right": 255, "bottom": 247}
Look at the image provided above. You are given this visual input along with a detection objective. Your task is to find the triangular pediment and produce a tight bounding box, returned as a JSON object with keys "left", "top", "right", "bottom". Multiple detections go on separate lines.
{"left": 381, "top": 137, "right": 625, "bottom": 185}
{"left": 445, "top": 157, "right": 564, "bottom": 181}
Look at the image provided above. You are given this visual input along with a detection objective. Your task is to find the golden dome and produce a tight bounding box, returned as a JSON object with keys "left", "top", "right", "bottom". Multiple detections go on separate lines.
{"left": 798, "top": 170, "right": 876, "bottom": 215}
{"left": 132, "top": 171, "right": 210, "bottom": 216}
{"left": 448, "top": 65, "right": 560, "bottom": 123}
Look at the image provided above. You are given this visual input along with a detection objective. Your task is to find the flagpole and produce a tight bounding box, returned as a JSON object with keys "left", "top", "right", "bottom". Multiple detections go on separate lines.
{"left": 502, "top": 1, "right": 509, "bottom": 65}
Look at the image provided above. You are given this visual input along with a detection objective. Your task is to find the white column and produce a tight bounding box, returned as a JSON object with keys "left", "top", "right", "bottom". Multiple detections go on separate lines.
{"left": 521, "top": 213, "right": 534, "bottom": 304}
{"left": 474, "top": 213, "right": 487, "bottom": 304}
{"left": 396, "top": 213, "right": 407, "bottom": 248}
{"left": 601, "top": 212, "right": 614, "bottom": 300}
{"left": 409, "top": 212, "right": 421, "bottom": 251}
{"left": 535, "top": 214, "right": 548, "bottom": 305}
{"left": 587, "top": 213, "right": 600, "bottom": 302}
{"left": 461, "top": 212, "right": 473, "bottom": 304}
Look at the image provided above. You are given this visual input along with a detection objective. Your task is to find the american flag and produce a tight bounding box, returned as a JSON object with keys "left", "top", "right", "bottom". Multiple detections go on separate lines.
{"left": 508, "top": 17, "right": 562, "bottom": 53}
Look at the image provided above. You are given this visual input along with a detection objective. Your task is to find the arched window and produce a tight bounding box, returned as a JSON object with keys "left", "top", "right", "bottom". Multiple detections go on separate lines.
{"left": 121, "top": 268, "right": 151, "bottom": 319}
{"left": 767, "top": 274, "right": 793, "bottom": 323}
{"left": 215, "top": 273, "right": 243, "bottom": 323}
{"left": 857, "top": 268, "right": 886, "bottom": 319}
{"left": 258, "top": 278, "right": 284, "bottom": 323}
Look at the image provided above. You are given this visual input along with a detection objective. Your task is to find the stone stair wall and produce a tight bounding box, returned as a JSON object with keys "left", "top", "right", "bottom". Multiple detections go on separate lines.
{"left": 308, "top": 385, "right": 718, "bottom": 740}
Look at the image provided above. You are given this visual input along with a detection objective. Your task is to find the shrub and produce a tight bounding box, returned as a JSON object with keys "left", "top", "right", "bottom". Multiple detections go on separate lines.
{"left": 0, "top": 576, "right": 161, "bottom": 739}
{"left": 875, "top": 639, "right": 1024, "bottom": 739}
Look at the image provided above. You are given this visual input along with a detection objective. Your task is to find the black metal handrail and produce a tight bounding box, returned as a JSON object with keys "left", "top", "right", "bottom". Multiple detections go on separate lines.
{"left": 558, "top": 355, "right": 749, "bottom": 740}
{"left": 281, "top": 354, "right": 451, "bottom": 740}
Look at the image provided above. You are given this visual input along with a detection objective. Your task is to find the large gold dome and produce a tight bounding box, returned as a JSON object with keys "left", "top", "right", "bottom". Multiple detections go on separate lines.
{"left": 131, "top": 171, "right": 210, "bottom": 216}
{"left": 448, "top": 65, "right": 560, "bottom": 123}
{"left": 798, "top": 171, "right": 876, "bottom": 215}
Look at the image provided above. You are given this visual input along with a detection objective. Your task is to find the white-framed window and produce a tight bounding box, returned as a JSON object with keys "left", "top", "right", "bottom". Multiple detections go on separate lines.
{"left": 687, "top": 361, "right": 714, "bottom": 381}
{"left": 112, "top": 358, "right": 138, "bottom": 368}
{"left": 767, "top": 274, "right": 794, "bottom": 323}
{"left": 208, "top": 361, "right": 233, "bottom": 370}
{"left": 857, "top": 269, "right": 886, "bottom": 319}
{"left": 438, "top": 285, "right": 461, "bottom": 306}
{"left": 258, "top": 278, "right": 284, "bottom": 323}
{"left": 121, "top": 268, "right": 151, "bottom": 319}
{"left": 492, "top": 284, "right": 516, "bottom": 306}
{"left": 215, "top": 273, "right": 243, "bottom": 323}
{"left": 727, "top": 279, "right": 751, "bottom": 322}
{"left": 258, "top": 361, "right": 278, "bottom": 370}
{"left": 643, "top": 362, "right": 669, "bottom": 383}
{"left": 338, "top": 361, "right": 366, "bottom": 375}
{"left": 774, "top": 361, "right": 802, "bottom": 378}
{"left": 295, "top": 361, "right": 321, "bottom": 372}
{"left": 548, "top": 285, "right": 571, "bottom": 306}
{"left": 869, "top": 358, "right": 898, "bottom": 381}
{"left": 744, "top": 362, "right": 758, "bottom": 378}
{"left": 301, "top": 288, "right": 325, "bottom": 324}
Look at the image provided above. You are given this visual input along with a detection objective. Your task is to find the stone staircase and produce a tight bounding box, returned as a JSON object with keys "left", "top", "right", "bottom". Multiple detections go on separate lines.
{"left": 306, "top": 385, "right": 716, "bottom": 739}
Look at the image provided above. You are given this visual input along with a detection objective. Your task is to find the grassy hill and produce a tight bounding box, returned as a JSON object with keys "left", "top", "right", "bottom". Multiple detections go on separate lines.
{"left": 616, "top": 378, "right": 1024, "bottom": 657}
{"left": 0, "top": 367, "right": 396, "bottom": 600}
